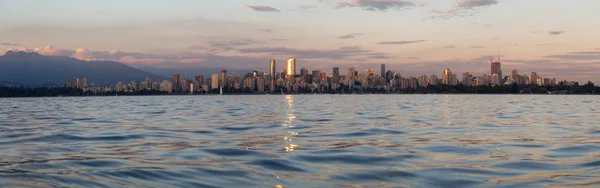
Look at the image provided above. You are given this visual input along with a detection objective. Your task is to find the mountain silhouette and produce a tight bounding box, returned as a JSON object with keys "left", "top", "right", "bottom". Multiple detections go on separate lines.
{"left": 0, "top": 51, "right": 167, "bottom": 86}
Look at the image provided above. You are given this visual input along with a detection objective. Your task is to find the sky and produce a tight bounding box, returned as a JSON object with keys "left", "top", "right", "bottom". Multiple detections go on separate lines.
{"left": 1, "top": 0, "right": 600, "bottom": 82}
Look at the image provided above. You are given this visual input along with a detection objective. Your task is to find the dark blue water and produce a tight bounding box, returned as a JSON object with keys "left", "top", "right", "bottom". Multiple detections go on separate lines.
{"left": 1, "top": 95, "right": 599, "bottom": 187}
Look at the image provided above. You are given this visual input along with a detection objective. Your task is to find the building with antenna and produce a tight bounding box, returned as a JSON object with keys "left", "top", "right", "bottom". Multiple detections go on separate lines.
{"left": 491, "top": 56, "right": 502, "bottom": 83}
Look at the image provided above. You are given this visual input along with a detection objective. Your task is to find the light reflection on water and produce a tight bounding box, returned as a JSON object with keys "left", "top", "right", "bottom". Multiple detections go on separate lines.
{"left": 0, "top": 95, "right": 599, "bottom": 187}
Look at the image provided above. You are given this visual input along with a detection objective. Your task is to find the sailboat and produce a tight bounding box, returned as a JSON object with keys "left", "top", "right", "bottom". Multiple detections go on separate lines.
{"left": 219, "top": 87, "right": 223, "bottom": 95}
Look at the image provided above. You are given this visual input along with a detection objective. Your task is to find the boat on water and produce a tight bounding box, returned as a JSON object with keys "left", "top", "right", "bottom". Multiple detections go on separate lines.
{"left": 219, "top": 87, "right": 223, "bottom": 95}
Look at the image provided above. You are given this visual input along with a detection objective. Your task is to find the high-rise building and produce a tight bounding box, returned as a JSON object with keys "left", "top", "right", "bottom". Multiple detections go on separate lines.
{"left": 212, "top": 74, "right": 219, "bottom": 89}
{"left": 312, "top": 70, "right": 321, "bottom": 82}
{"left": 286, "top": 58, "right": 296, "bottom": 76}
{"left": 348, "top": 67, "right": 356, "bottom": 78}
{"left": 145, "top": 77, "right": 151, "bottom": 89}
{"left": 301, "top": 68, "right": 310, "bottom": 76}
{"left": 491, "top": 74, "right": 500, "bottom": 85}
{"left": 196, "top": 75, "right": 204, "bottom": 86}
{"left": 491, "top": 57, "right": 502, "bottom": 79}
{"left": 442, "top": 68, "right": 452, "bottom": 85}
{"left": 381, "top": 64, "right": 386, "bottom": 77}
{"left": 131, "top": 81, "right": 140, "bottom": 92}
{"left": 270, "top": 60, "right": 276, "bottom": 79}
{"left": 116, "top": 81, "right": 124, "bottom": 92}
{"left": 511, "top": 70, "right": 519, "bottom": 83}
{"left": 531, "top": 72, "right": 538, "bottom": 85}
{"left": 367, "top": 68, "right": 373, "bottom": 75}
{"left": 172, "top": 74, "right": 180, "bottom": 91}
{"left": 462, "top": 72, "right": 471, "bottom": 85}
{"left": 81, "top": 77, "right": 88, "bottom": 88}
{"left": 220, "top": 70, "right": 227, "bottom": 88}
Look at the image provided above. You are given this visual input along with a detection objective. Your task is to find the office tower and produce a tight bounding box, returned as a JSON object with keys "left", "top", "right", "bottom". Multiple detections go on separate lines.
{"left": 491, "top": 74, "right": 500, "bottom": 85}
{"left": 511, "top": 70, "right": 518, "bottom": 83}
{"left": 442, "top": 68, "right": 452, "bottom": 85}
{"left": 333, "top": 67, "right": 340, "bottom": 78}
{"left": 220, "top": 70, "right": 227, "bottom": 88}
{"left": 367, "top": 68, "right": 373, "bottom": 75}
{"left": 531, "top": 72, "right": 538, "bottom": 84}
{"left": 348, "top": 67, "right": 356, "bottom": 78}
{"left": 385, "top": 70, "right": 394, "bottom": 82}
{"left": 212, "top": 74, "right": 219, "bottom": 89}
{"left": 81, "top": 77, "right": 88, "bottom": 88}
{"left": 253, "top": 70, "right": 258, "bottom": 77}
{"left": 418, "top": 75, "right": 429, "bottom": 87}
{"left": 196, "top": 75, "right": 204, "bottom": 86}
{"left": 173, "top": 74, "right": 180, "bottom": 91}
{"left": 270, "top": 60, "right": 276, "bottom": 79}
{"left": 462, "top": 72, "right": 471, "bottom": 85}
{"left": 381, "top": 64, "right": 386, "bottom": 77}
{"left": 312, "top": 70, "right": 321, "bottom": 81}
{"left": 286, "top": 58, "right": 296, "bottom": 76}
{"left": 145, "top": 77, "right": 151, "bottom": 89}
{"left": 301, "top": 68, "right": 310, "bottom": 76}
{"left": 491, "top": 57, "right": 502, "bottom": 79}
{"left": 131, "top": 81, "right": 140, "bottom": 92}
{"left": 429, "top": 75, "right": 438, "bottom": 86}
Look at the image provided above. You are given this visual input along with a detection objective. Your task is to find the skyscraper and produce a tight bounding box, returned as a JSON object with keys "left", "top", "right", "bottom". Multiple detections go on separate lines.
{"left": 145, "top": 77, "right": 151, "bottom": 89}
{"left": 442, "top": 68, "right": 452, "bottom": 85}
{"left": 462, "top": 72, "right": 471, "bottom": 85}
{"left": 367, "top": 68, "right": 373, "bottom": 75}
{"left": 348, "top": 67, "right": 356, "bottom": 78}
{"left": 196, "top": 75, "right": 204, "bottom": 86}
{"left": 511, "top": 69, "right": 519, "bottom": 82}
{"left": 269, "top": 60, "right": 276, "bottom": 79}
{"left": 531, "top": 72, "right": 538, "bottom": 84}
{"left": 333, "top": 67, "right": 340, "bottom": 83}
{"left": 491, "top": 57, "right": 502, "bottom": 79}
{"left": 212, "top": 74, "right": 219, "bottom": 89}
{"left": 381, "top": 64, "right": 386, "bottom": 77}
{"left": 81, "top": 77, "right": 88, "bottom": 88}
{"left": 286, "top": 58, "right": 296, "bottom": 76}
{"left": 220, "top": 70, "right": 227, "bottom": 88}
{"left": 172, "top": 74, "right": 180, "bottom": 91}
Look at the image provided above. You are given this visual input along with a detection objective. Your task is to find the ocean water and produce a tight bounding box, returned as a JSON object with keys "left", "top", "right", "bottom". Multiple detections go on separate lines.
{"left": 0, "top": 95, "right": 599, "bottom": 188}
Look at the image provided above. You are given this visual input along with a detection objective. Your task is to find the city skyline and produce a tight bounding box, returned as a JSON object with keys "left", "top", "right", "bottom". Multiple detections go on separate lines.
{"left": 1, "top": 0, "right": 600, "bottom": 83}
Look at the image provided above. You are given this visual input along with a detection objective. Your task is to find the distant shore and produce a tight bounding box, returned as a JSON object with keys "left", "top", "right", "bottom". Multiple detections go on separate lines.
{"left": 1, "top": 84, "right": 598, "bottom": 98}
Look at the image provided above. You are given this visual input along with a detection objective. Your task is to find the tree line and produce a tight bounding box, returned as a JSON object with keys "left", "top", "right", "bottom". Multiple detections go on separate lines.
{"left": 1, "top": 83, "right": 598, "bottom": 98}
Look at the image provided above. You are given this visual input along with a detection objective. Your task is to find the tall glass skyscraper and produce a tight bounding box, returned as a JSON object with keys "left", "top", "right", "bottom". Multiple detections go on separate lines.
{"left": 286, "top": 58, "right": 296, "bottom": 76}
{"left": 269, "top": 60, "right": 276, "bottom": 79}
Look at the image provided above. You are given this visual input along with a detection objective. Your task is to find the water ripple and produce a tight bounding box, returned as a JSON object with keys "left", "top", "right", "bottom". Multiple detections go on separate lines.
{"left": 0, "top": 95, "right": 599, "bottom": 187}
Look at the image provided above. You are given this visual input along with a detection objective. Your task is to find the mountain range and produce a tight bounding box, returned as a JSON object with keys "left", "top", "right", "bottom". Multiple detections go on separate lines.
{"left": 0, "top": 51, "right": 167, "bottom": 86}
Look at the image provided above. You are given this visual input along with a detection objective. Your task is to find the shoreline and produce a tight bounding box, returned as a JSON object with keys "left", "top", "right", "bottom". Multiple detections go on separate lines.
{"left": 1, "top": 93, "right": 597, "bottom": 98}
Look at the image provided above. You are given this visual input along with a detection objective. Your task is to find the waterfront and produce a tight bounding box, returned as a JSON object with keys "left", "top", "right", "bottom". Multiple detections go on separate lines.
{"left": 1, "top": 95, "right": 599, "bottom": 187}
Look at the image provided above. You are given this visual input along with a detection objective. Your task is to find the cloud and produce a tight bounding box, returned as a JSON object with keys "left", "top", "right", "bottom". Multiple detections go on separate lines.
{"left": 544, "top": 51, "right": 600, "bottom": 61}
{"left": 458, "top": 0, "right": 498, "bottom": 8}
{"left": 190, "top": 39, "right": 260, "bottom": 52}
{"left": 298, "top": 5, "right": 318, "bottom": 10}
{"left": 73, "top": 48, "right": 94, "bottom": 60}
{"left": 246, "top": 5, "right": 281, "bottom": 12}
{"left": 258, "top": 29, "right": 272, "bottom": 33}
{"left": 335, "top": 0, "right": 415, "bottom": 11}
{"left": 377, "top": 40, "right": 426, "bottom": 45}
{"left": 537, "top": 43, "right": 558, "bottom": 46}
{"left": 470, "top": 46, "right": 484, "bottom": 48}
{"left": 548, "top": 31, "right": 564, "bottom": 35}
{"left": 237, "top": 45, "right": 386, "bottom": 59}
{"left": 1, "top": 42, "right": 19, "bottom": 46}
{"left": 32, "top": 45, "right": 74, "bottom": 56}
{"left": 406, "top": 57, "right": 419, "bottom": 59}
{"left": 337, "top": 33, "right": 362, "bottom": 39}
{"left": 443, "top": 45, "right": 456, "bottom": 49}
{"left": 428, "top": 0, "right": 499, "bottom": 19}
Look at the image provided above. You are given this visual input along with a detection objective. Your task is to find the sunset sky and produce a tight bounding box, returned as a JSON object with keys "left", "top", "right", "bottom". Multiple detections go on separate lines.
{"left": 1, "top": 0, "right": 599, "bottom": 82}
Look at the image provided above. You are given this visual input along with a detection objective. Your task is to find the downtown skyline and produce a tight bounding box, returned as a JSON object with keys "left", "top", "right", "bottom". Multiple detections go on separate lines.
{"left": 2, "top": 0, "right": 600, "bottom": 83}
